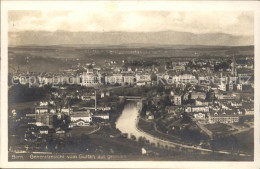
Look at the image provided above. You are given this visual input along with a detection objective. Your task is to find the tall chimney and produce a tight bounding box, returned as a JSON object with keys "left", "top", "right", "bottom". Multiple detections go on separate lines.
{"left": 95, "top": 90, "right": 97, "bottom": 111}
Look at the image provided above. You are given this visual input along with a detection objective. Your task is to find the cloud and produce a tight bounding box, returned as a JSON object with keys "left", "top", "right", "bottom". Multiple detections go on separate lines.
{"left": 8, "top": 10, "right": 254, "bottom": 36}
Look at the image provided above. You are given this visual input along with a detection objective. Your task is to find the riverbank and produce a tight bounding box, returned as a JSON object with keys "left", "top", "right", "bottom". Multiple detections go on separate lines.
{"left": 122, "top": 101, "right": 253, "bottom": 159}
{"left": 137, "top": 118, "right": 182, "bottom": 143}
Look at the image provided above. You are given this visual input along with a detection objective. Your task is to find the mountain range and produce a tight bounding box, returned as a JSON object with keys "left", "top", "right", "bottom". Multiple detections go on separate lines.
{"left": 9, "top": 31, "right": 253, "bottom": 47}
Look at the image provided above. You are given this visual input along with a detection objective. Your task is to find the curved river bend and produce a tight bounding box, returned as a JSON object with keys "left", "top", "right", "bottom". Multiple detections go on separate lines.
{"left": 116, "top": 101, "right": 181, "bottom": 148}
{"left": 116, "top": 101, "right": 143, "bottom": 139}
{"left": 115, "top": 101, "right": 249, "bottom": 157}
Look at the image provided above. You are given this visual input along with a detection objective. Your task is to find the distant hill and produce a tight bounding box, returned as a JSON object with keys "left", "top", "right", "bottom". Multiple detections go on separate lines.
{"left": 9, "top": 31, "right": 253, "bottom": 47}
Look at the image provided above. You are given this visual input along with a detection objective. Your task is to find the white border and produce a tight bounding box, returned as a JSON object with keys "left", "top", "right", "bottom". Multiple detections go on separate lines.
{"left": 1, "top": 1, "right": 260, "bottom": 168}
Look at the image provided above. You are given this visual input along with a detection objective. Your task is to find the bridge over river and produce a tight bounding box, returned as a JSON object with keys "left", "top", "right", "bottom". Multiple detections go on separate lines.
{"left": 118, "top": 96, "right": 144, "bottom": 101}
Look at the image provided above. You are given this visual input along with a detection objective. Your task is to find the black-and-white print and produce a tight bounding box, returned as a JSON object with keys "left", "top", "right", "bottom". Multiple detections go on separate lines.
{"left": 7, "top": 10, "right": 254, "bottom": 161}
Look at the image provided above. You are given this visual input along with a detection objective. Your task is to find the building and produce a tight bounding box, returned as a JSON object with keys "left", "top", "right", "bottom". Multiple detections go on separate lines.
{"left": 101, "top": 91, "right": 110, "bottom": 98}
{"left": 105, "top": 74, "right": 123, "bottom": 85}
{"left": 39, "top": 101, "right": 48, "bottom": 106}
{"left": 69, "top": 110, "right": 92, "bottom": 128}
{"left": 227, "top": 83, "right": 234, "bottom": 91}
{"left": 230, "top": 101, "right": 242, "bottom": 107}
{"left": 35, "top": 108, "right": 53, "bottom": 128}
{"left": 218, "top": 82, "right": 226, "bottom": 91}
{"left": 245, "top": 108, "right": 254, "bottom": 115}
{"left": 185, "top": 106, "right": 209, "bottom": 113}
{"left": 147, "top": 114, "right": 154, "bottom": 120}
{"left": 81, "top": 91, "right": 97, "bottom": 110}
{"left": 174, "top": 94, "right": 182, "bottom": 105}
{"left": 195, "top": 99, "right": 209, "bottom": 106}
{"left": 215, "top": 93, "right": 238, "bottom": 100}
{"left": 81, "top": 70, "right": 101, "bottom": 86}
{"left": 93, "top": 113, "right": 109, "bottom": 120}
{"left": 172, "top": 65, "right": 185, "bottom": 71}
{"left": 60, "top": 108, "right": 72, "bottom": 115}
{"left": 145, "top": 111, "right": 154, "bottom": 120}
{"left": 237, "top": 84, "right": 243, "bottom": 91}
{"left": 194, "top": 113, "right": 206, "bottom": 120}
{"left": 37, "top": 126, "right": 49, "bottom": 134}
{"left": 11, "top": 109, "right": 17, "bottom": 117}
{"left": 208, "top": 113, "right": 239, "bottom": 123}
{"left": 35, "top": 106, "right": 48, "bottom": 114}
{"left": 191, "top": 92, "right": 206, "bottom": 100}
{"left": 136, "top": 73, "right": 151, "bottom": 86}
{"left": 81, "top": 94, "right": 95, "bottom": 101}
{"left": 123, "top": 74, "right": 136, "bottom": 85}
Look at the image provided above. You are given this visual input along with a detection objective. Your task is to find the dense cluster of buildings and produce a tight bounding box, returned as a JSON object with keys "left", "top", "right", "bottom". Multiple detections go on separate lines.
{"left": 10, "top": 67, "right": 152, "bottom": 87}
{"left": 10, "top": 56, "right": 254, "bottom": 130}
{"left": 167, "top": 86, "right": 253, "bottom": 124}
{"left": 21, "top": 90, "right": 111, "bottom": 137}
{"left": 144, "top": 56, "right": 254, "bottom": 124}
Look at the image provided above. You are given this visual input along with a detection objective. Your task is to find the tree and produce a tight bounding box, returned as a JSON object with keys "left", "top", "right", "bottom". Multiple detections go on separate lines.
{"left": 181, "top": 113, "right": 192, "bottom": 124}
{"left": 8, "top": 84, "right": 47, "bottom": 103}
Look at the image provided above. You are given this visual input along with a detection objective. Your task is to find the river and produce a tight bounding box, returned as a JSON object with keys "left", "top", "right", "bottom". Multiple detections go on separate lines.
{"left": 115, "top": 101, "right": 248, "bottom": 156}
{"left": 115, "top": 100, "right": 179, "bottom": 148}
{"left": 115, "top": 101, "right": 144, "bottom": 139}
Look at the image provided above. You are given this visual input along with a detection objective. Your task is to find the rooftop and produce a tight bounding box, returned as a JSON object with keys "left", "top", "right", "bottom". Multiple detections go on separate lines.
{"left": 71, "top": 110, "right": 91, "bottom": 117}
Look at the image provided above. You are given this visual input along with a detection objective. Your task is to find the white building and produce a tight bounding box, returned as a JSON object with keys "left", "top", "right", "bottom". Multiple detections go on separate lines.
{"left": 93, "top": 113, "right": 109, "bottom": 120}
{"left": 245, "top": 109, "right": 254, "bottom": 115}
{"left": 237, "top": 84, "right": 243, "bottom": 91}
{"left": 194, "top": 113, "right": 206, "bottom": 120}
{"left": 81, "top": 71, "right": 101, "bottom": 86}
{"left": 218, "top": 82, "right": 227, "bottom": 91}
{"left": 191, "top": 92, "right": 206, "bottom": 100}
{"left": 230, "top": 102, "right": 242, "bottom": 107}
{"left": 136, "top": 73, "right": 151, "bottom": 86}
{"left": 105, "top": 74, "right": 123, "bottom": 85}
{"left": 69, "top": 110, "right": 92, "bottom": 128}
{"left": 208, "top": 114, "right": 239, "bottom": 124}
{"left": 195, "top": 100, "right": 209, "bottom": 106}
{"left": 185, "top": 106, "right": 209, "bottom": 113}
{"left": 39, "top": 101, "right": 48, "bottom": 106}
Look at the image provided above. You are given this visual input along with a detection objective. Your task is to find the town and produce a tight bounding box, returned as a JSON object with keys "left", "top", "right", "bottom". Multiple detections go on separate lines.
{"left": 8, "top": 46, "right": 254, "bottom": 161}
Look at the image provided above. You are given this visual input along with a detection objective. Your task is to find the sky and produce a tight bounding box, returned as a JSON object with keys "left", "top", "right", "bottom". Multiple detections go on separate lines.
{"left": 8, "top": 10, "right": 254, "bottom": 36}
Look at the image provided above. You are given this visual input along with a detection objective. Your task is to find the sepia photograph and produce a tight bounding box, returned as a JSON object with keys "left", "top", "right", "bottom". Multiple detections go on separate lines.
{"left": 1, "top": 1, "right": 260, "bottom": 168}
